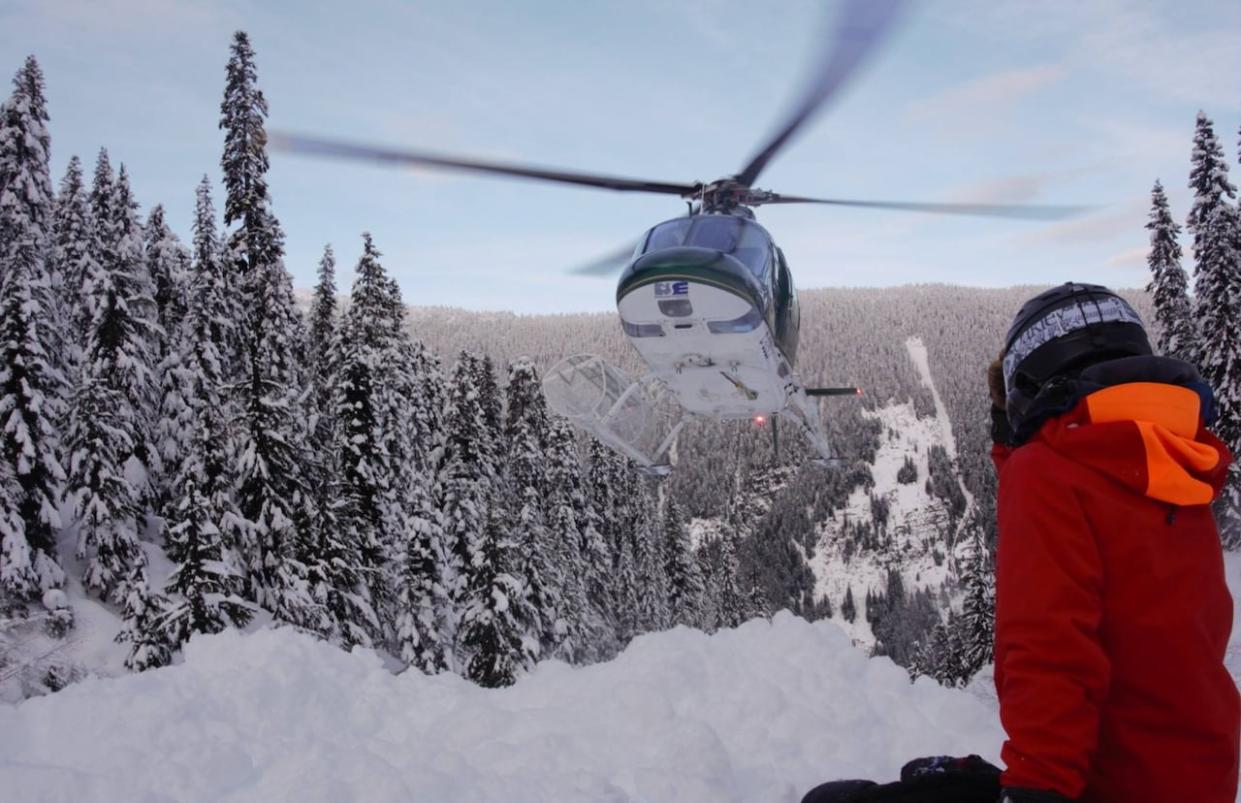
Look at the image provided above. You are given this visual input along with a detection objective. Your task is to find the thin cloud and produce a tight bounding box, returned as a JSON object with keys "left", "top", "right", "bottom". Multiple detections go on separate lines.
{"left": 944, "top": 174, "right": 1052, "bottom": 205}
{"left": 906, "top": 64, "right": 1067, "bottom": 137}
{"left": 1105, "top": 246, "right": 1148, "bottom": 271}
{"left": 1016, "top": 202, "right": 1145, "bottom": 248}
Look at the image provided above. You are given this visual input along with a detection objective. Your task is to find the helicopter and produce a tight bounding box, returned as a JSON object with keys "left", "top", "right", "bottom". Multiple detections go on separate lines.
{"left": 273, "top": 0, "right": 1083, "bottom": 474}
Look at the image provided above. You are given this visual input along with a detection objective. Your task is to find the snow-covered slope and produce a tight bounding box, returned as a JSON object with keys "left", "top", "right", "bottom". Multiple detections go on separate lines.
{"left": 0, "top": 614, "right": 1002, "bottom": 803}
{"left": 808, "top": 337, "right": 973, "bottom": 646}
{"left": 3, "top": 559, "right": 1240, "bottom": 802}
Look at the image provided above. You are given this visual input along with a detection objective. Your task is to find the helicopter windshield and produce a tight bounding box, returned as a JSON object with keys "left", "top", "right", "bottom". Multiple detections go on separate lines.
{"left": 642, "top": 216, "right": 771, "bottom": 280}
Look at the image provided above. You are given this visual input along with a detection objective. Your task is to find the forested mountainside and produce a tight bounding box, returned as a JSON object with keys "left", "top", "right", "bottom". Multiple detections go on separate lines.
{"left": 411, "top": 285, "right": 1153, "bottom": 533}
{"left": 408, "top": 285, "right": 1153, "bottom": 662}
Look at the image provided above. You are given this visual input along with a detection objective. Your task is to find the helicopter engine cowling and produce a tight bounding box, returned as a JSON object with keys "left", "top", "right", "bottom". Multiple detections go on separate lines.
{"left": 615, "top": 246, "right": 791, "bottom": 419}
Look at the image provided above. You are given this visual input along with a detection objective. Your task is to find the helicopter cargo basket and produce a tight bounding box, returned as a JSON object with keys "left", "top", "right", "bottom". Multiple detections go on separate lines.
{"left": 542, "top": 354, "right": 683, "bottom": 474}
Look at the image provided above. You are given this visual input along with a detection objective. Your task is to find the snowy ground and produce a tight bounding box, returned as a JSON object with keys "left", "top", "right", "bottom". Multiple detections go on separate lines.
{"left": 1, "top": 565, "right": 1239, "bottom": 803}
{"left": 0, "top": 614, "right": 1002, "bottom": 803}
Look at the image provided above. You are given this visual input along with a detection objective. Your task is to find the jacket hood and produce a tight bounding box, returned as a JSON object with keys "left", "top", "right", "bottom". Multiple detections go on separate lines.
{"left": 1037, "top": 378, "right": 1231, "bottom": 506}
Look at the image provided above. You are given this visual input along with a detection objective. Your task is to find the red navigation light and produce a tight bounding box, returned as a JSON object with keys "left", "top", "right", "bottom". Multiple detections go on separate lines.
{"left": 856, "top": 387, "right": 864, "bottom": 396}
{"left": 754, "top": 415, "right": 766, "bottom": 427}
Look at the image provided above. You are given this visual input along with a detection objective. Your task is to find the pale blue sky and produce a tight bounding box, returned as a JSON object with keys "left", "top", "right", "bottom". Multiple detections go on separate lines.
{"left": 4, "top": 0, "right": 1239, "bottom": 313}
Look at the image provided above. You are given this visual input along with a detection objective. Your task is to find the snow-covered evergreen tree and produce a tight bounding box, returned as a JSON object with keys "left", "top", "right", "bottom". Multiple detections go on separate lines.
{"left": 115, "top": 564, "right": 172, "bottom": 672}
{"left": 0, "top": 461, "right": 35, "bottom": 603}
{"left": 542, "top": 417, "right": 596, "bottom": 662}
{"left": 219, "top": 32, "right": 315, "bottom": 620}
{"left": 50, "top": 155, "right": 94, "bottom": 369}
{"left": 662, "top": 496, "right": 705, "bottom": 629}
{"left": 112, "top": 166, "right": 161, "bottom": 497}
{"left": 1145, "top": 180, "right": 1195, "bottom": 362}
{"left": 145, "top": 205, "right": 190, "bottom": 361}
{"left": 439, "top": 351, "right": 495, "bottom": 656}
{"left": 321, "top": 233, "right": 417, "bottom": 648}
{"left": 149, "top": 205, "right": 197, "bottom": 515}
{"left": 1187, "top": 112, "right": 1241, "bottom": 546}
{"left": 395, "top": 493, "right": 451, "bottom": 673}
{"left": 395, "top": 341, "right": 452, "bottom": 673}
{"left": 0, "top": 57, "right": 54, "bottom": 282}
{"left": 308, "top": 244, "right": 336, "bottom": 377}
{"left": 67, "top": 154, "right": 159, "bottom": 604}
{"left": 602, "top": 451, "right": 644, "bottom": 643}
{"left": 630, "top": 476, "right": 670, "bottom": 635}
{"left": 841, "top": 585, "right": 856, "bottom": 623}
{"left": 582, "top": 439, "right": 619, "bottom": 649}
{"left": 958, "top": 532, "right": 994, "bottom": 677}
{"left": 159, "top": 175, "right": 253, "bottom": 652}
{"left": 503, "top": 358, "right": 558, "bottom": 657}
{"left": 459, "top": 503, "right": 538, "bottom": 687}
{"left": 713, "top": 526, "right": 747, "bottom": 629}
{"left": 0, "top": 57, "right": 66, "bottom": 601}
{"left": 0, "top": 265, "right": 65, "bottom": 600}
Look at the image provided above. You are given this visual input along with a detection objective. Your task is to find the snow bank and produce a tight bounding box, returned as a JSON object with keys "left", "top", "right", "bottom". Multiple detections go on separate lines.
{"left": 0, "top": 614, "right": 1002, "bottom": 803}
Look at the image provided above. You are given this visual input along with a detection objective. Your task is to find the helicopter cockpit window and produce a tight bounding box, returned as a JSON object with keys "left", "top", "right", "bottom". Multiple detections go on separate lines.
{"left": 642, "top": 217, "right": 772, "bottom": 280}
{"left": 644, "top": 218, "right": 693, "bottom": 252}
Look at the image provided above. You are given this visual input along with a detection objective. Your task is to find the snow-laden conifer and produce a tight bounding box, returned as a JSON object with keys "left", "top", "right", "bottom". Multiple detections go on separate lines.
{"left": 0, "top": 460, "right": 34, "bottom": 599}
{"left": 629, "top": 475, "right": 670, "bottom": 635}
{"left": 322, "top": 233, "right": 417, "bottom": 648}
{"left": 1145, "top": 181, "right": 1195, "bottom": 361}
{"left": 219, "top": 32, "right": 315, "bottom": 621}
{"left": 1187, "top": 112, "right": 1241, "bottom": 545}
{"left": 0, "top": 57, "right": 54, "bottom": 283}
{"left": 503, "top": 358, "right": 559, "bottom": 657}
{"left": 395, "top": 344, "right": 453, "bottom": 672}
{"left": 460, "top": 503, "right": 538, "bottom": 687}
{"left": 582, "top": 439, "right": 619, "bottom": 648}
{"left": 0, "top": 58, "right": 66, "bottom": 600}
{"left": 145, "top": 205, "right": 191, "bottom": 361}
{"left": 158, "top": 178, "right": 252, "bottom": 650}
{"left": 0, "top": 268, "right": 66, "bottom": 598}
{"left": 149, "top": 206, "right": 195, "bottom": 513}
{"left": 439, "top": 351, "right": 496, "bottom": 656}
{"left": 543, "top": 417, "right": 607, "bottom": 662}
{"left": 308, "top": 244, "right": 336, "bottom": 375}
{"left": 190, "top": 177, "right": 241, "bottom": 376}
{"left": 841, "top": 585, "right": 857, "bottom": 623}
{"left": 68, "top": 155, "right": 159, "bottom": 603}
{"left": 115, "top": 564, "right": 172, "bottom": 672}
{"left": 51, "top": 156, "right": 95, "bottom": 363}
{"left": 713, "top": 526, "right": 747, "bottom": 629}
{"left": 958, "top": 531, "right": 994, "bottom": 677}
{"left": 663, "top": 497, "right": 705, "bottom": 629}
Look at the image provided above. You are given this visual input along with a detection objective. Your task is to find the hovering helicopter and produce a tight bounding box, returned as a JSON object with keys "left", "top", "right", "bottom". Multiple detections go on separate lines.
{"left": 273, "top": 0, "right": 1083, "bottom": 474}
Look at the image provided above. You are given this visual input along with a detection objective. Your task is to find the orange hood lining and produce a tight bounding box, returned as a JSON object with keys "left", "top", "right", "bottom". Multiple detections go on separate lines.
{"left": 1082, "top": 383, "right": 1220, "bottom": 506}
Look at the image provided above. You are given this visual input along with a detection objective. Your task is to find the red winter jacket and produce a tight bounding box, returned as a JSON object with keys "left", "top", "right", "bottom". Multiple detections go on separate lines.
{"left": 992, "top": 381, "right": 1240, "bottom": 802}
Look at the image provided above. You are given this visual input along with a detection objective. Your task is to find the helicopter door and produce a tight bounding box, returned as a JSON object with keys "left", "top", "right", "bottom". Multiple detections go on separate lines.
{"left": 774, "top": 248, "right": 799, "bottom": 364}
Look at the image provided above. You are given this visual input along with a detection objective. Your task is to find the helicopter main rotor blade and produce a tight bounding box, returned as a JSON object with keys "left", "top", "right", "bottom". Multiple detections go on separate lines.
{"left": 765, "top": 194, "right": 1090, "bottom": 221}
{"left": 569, "top": 242, "right": 642, "bottom": 277}
{"left": 271, "top": 132, "right": 700, "bottom": 197}
{"left": 735, "top": 0, "right": 908, "bottom": 188}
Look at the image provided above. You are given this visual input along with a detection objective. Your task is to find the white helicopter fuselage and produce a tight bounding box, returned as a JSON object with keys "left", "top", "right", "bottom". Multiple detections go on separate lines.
{"left": 617, "top": 278, "right": 792, "bottom": 418}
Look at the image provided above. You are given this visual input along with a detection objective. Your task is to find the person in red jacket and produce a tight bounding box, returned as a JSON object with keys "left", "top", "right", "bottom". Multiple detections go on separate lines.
{"left": 800, "top": 283, "right": 1239, "bottom": 803}
{"left": 988, "top": 282, "right": 1239, "bottom": 803}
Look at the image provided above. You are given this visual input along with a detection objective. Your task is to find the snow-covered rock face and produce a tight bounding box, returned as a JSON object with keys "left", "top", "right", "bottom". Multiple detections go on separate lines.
{"left": 805, "top": 337, "right": 976, "bottom": 648}
{"left": 0, "top": 615, "right": 1002, "bottom": 803}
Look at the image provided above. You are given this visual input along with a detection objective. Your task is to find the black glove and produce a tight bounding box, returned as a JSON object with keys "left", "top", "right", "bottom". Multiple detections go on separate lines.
{"left": 1000, "top": 788, "right": 1072, "bottom": 803}
{"left": 901, "top": 754, "right": 1000, "bottom": 782}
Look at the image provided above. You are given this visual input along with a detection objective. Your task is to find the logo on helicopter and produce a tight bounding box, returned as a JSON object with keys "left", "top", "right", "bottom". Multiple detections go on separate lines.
{"left": 654, "top": 281, "right": 689, "bottom": 297}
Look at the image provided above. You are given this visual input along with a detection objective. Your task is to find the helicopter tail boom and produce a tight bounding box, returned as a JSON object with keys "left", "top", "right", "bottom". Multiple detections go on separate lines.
{"left": 806, "top": 387, "right": 863, "bottom": 397}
